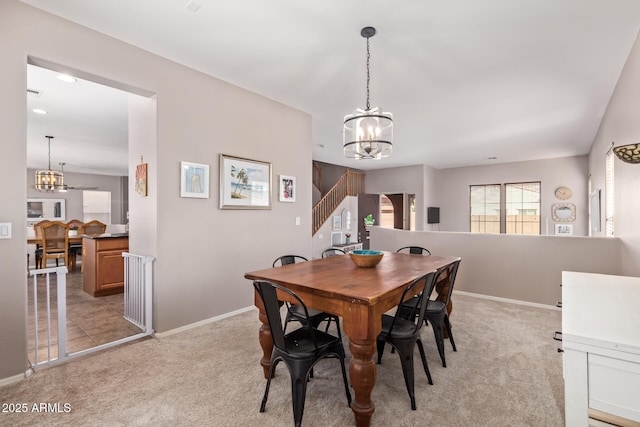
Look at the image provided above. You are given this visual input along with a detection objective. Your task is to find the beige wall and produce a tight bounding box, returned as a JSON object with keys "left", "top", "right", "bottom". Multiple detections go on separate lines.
{"left": 371, "top": 227, "right": 622, "bottom": 306}
{"left": 588, "top": 32, "right": 640, "bottom": 277}
{"left": 433, "top": 156, "right": 589, "bottom": 235}
{"left": 0, "top": 1, "right": 311, "bottom": 380}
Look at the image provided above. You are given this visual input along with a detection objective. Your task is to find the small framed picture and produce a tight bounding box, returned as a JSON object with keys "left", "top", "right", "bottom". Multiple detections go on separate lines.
{"left": 279, "top": 175, "right": 296, "bottom": 202}
{"left": 331, "top": 231, "right": 342, "bottom": 246}
{"left": 180, "top": 161, "right": 210, "bottom": 198}
{"left": 333, "top": 215, "right": 342, "bottom": 231}
{"left": 555, "top": 224, "right": 574, "bottom": 236}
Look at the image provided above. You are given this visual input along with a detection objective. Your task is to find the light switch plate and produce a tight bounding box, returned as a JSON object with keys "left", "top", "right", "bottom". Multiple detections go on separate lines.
{"left": 0, "top": 222, "right": 11, "bottom": 239}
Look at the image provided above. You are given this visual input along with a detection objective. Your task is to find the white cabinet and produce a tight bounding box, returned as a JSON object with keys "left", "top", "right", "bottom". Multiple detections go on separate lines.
{"left": 562, "top": 272, "right": 640, "bottom": 425}
{"left": 332, "top": 242, "right": 363, "bottom": 253}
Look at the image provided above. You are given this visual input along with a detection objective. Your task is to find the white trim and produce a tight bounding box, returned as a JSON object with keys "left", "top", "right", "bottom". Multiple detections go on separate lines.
{"left": 154, "top": 306, "right": 256, "bottom": 338}
{"left": 454, "top": 290, "right": 561, "bottom": 311}
{"left": 0, "top": 369, "right": 32, "bottom": 387}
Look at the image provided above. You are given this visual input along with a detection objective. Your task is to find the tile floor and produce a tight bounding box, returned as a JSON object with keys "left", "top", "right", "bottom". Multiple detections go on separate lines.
{"left": 27, "top": 267, "right": 141, "bottom": 364}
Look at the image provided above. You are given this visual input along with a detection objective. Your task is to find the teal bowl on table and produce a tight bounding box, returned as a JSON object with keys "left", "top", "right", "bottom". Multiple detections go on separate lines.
{"left": 349, "top": 250, "right": 384, "bottom": 268}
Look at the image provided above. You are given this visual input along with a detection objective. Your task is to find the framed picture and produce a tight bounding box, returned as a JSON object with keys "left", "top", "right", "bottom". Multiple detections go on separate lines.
{"left": 135, "top": 162, "right": 147, "bottom": 197}
{"left": 279, "top": 175, "right": 296, "bottom": 202}
{"left": 555, "top": 224, "right": 574, "bottom": 236}
{"left": 219, "top": 154, "right": 271, "bottom": 209}
{"left": 331, "top": 231, "right": 342, "bottom": 246}
{"left": 333, "top": 215, "right": 342, "bottom": 231}
{"left": 180, "top": 161, "right": 209, "bottom": 198}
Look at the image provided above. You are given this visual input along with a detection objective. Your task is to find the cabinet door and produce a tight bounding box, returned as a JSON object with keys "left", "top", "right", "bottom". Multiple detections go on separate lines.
{"left": 96, "top": 250, "right": 125, "bottom": 290}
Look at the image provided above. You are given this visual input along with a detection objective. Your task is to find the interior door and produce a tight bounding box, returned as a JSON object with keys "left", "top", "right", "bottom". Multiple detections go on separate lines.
{"left": 358, "top": 194, "right": 380, "bottom": 250}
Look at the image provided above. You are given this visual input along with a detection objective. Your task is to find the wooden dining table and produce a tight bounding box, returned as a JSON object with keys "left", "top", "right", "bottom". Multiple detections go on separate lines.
{"left": 245, "top": 252, "right": 461, "bottom": 427}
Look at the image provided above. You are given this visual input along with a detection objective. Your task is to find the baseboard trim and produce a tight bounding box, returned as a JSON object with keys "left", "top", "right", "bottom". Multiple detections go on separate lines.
{"left": 454, "top": 290, "right": 561, "bottom": 311}
{"left": 154, "top": 306, "right": 256, "bottom": 338}
{"left": 0, "top": 368, "right": 33, "bottom": 387}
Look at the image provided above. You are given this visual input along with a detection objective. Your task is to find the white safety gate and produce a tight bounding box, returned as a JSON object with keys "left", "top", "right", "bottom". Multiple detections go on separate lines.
{"left": 29, "top": 253, "right": 154, "bottom": 368}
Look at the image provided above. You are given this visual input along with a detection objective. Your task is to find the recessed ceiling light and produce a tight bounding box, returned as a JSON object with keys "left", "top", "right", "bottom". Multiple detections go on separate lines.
{"left": 32, "top": 108, "right": 48, "bottom": 115}
{"left": 486, "top": 156, "right": 498, "bottom": 160}
{"left": 57, "top": 74, "right": 77, "bottom": 83}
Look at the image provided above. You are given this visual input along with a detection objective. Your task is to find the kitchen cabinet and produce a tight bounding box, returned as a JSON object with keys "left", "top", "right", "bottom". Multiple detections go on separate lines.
{"left": 82, "top": 233, "right": 128, "bottom": 297}
{"left": 562, "top": 271, "right": 640, "bottom": 425}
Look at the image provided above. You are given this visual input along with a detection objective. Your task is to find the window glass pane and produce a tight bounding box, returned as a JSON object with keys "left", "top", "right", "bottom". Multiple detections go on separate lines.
{"left": 505, "top": 182, "right": 540, "bottom": 235}
{"left": 470, "top": 184, "right": 501, "bottom": 234}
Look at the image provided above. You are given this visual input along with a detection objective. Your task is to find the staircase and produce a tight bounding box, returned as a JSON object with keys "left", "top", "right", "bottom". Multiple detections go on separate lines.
{"left": 312, "top": 169, "right": 364, "bottom": 235}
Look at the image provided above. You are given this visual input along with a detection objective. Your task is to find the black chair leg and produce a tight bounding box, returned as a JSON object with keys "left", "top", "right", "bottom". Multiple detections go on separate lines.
{"left": 376, "top": 339, "right": 385, "bottom": 364}
{"left": 337, "top": 351, "right": 352, "bottom": 407}
{"left": 429, "top": 314, "right": 447, "bottom": 367}
{"left": 444, "top": 315, "right": 457, "bottom": 351}
{"left": 416, "top": 339, "right": 433, "bottom": 385}
{"left": 396, "top": 342, "right": 417, "bottom": 410}
{"left": 261, "top": 359, "right": 280, "bottom": 412}
{"left": 290, "top": 362, "right": 312, "bottom": 427}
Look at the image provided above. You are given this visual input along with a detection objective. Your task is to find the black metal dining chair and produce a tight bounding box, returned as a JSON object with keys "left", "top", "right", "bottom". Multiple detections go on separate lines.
{"left": 273, "top": 255, "right": 342, "bottom": 339}
{"left": 398, "top": 259, "right": 461, "bottom": 367}
{"left": 396, "top": 246, "right": 432, "bottom": 255}
{"left": 376, "top": 271, "right": 439, "bottom": 409}
{"left": 253, "top": 280, "right": 352, "bottom": 427}
{"left": 321, "top": 248, "right": 347, "bottom": 258}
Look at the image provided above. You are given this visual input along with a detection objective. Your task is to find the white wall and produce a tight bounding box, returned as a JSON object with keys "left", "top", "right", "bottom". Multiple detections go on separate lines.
{"left": 588, "top": 32, "right": 640, "bottom": 277}
{"left": 0, "top": 1, "right": 312, "bottom": 380}
{"left": 433, "top": 156, "right": 589, "bottom": 235}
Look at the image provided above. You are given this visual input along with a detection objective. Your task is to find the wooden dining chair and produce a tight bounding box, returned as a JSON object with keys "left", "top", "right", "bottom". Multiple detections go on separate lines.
{"left": 40, "top": 221, "right": 69, "bottom": 270}
{"left": 66, "top": 220, "right": 84, "bottom": 270}
{"left": 80, "top": 220, "right": 106, "bottom": 235}
{"left": 32, "top": 220, "right": 50, "bottom": 269}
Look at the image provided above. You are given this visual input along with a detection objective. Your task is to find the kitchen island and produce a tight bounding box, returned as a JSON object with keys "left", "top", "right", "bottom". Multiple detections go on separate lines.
{"left": 82, "top": 233, "right": 129, "bottom": 297}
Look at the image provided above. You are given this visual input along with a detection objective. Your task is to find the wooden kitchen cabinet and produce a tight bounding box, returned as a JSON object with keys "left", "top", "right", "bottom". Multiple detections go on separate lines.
{"left": 82, "top": 234, "right": 129, "bottom": 297}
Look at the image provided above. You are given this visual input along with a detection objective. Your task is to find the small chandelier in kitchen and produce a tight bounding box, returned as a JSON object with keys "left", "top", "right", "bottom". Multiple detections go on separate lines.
{"left": 35, "top": 135, "right": 66, "bottom": 192}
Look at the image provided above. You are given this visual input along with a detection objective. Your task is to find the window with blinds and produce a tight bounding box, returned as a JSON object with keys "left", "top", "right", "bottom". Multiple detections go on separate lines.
{"left": 605, "top": 150, "right": 615, "bottom": 237}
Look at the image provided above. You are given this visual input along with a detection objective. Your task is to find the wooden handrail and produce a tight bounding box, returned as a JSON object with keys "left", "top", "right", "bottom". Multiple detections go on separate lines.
{"left": 312, "top": 169, "right": 364, "bottom": 235}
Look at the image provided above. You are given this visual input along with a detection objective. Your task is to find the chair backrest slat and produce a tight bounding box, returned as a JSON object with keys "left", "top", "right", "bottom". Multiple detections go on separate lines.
{"left": 388, "top": 271, "right": 438, "bottom": 333}
{"left": 435, "top": 259, "right": 461, "bottom": 306}
{"left": 396, "top": 246, "right": 431, "bottom": 255}
{"left": 272, "top": 255, "right": 308, "bottom": 267}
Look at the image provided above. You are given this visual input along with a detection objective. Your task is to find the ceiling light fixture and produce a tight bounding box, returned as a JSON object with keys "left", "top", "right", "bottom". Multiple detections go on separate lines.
{"left": 343, "top": 26, "right": 393, "bottom": 160}
{"left": 57, "top": 74, "right": 77, "bottom": 83}
{"left": 32, "top": 108, "right": 48, "bottom": 115}
{"left": 613, "top": 143, "right": 640, "bottom": 164}
{"left": 35, "top": 136, "right": 67, "bottom": 192}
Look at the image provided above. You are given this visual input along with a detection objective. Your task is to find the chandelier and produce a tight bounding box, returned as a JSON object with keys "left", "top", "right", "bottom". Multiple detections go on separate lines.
{"left": 613, "top": 143, "right": 640, "bottom": 164}
{"left": 35, "top": 136, "right": 67, "bottom": 192}
{"left": 343, "top": 26, "right": 393, "bottom": 160}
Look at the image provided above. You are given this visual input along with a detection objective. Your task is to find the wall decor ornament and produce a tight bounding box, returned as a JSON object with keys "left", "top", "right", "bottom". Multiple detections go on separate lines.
{"left": 219, "top": 154, "right": 271, "bottom": 209}
{"left": 279, "top": 175, "right": 296, "bottom": 202}
{"left": 135, "top": 160, "right": 147, "bottom": 197}
{"left": 552, "top": 203, "right": 576, "bottom": 222}
{"left": 555, "top": 223, "right": 574, "bottom": 235}
{"left": 180, "top": 161, "right": 209, "bottom": 198}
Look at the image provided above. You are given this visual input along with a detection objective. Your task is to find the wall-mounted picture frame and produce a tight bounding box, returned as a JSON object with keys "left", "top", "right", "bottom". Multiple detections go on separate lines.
{"left": 279, "top": 175, "right": 296, "bottom": 202}
{"left": 331, "top": 231, "right": 342, "bottom": 246}
{"left": 333, "top": 215, "right": 342, "bottom": 231}
{"left": 180, "top": 161, "right": 209, "bottom": 198}
{"left": 219, "top": 154, "right": 271, "bottom": 209}
{"left": 555, "top": 223, "right": 574, "bottom": 236}
{"left": 551, "top": 203, "right": 576, "bottom": 222}
{"left": 135, "top": 162, "right": 147, "bottom": 197}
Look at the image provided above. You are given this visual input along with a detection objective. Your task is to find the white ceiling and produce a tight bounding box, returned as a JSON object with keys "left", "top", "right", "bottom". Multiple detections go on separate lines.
{"left": 22, "top": 0, "right": 640, "bottom": 175}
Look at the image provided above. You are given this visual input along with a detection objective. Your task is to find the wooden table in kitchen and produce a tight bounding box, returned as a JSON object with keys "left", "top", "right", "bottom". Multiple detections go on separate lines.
{"left": 245, "top": 252, "right": 461, "bottom": 427}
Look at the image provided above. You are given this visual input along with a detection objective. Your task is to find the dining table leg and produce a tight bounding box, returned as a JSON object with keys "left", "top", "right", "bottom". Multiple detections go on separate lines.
{"left": 342, "top": 306, "right": 380, "bottom": 427}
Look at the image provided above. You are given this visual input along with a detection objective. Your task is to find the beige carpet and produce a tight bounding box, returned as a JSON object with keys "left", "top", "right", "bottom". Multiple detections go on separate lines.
{"left": 0, "top": 293, "right": 564, "bottom": 426}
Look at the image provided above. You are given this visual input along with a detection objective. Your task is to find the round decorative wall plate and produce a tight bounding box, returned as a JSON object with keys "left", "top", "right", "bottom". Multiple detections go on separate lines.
{"left": 554, "top": 186, "right": 572, "bottom": 200}
{"left": 552, "top": 203, "right": 576, "bottom": 222}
